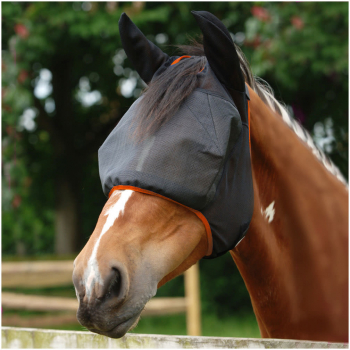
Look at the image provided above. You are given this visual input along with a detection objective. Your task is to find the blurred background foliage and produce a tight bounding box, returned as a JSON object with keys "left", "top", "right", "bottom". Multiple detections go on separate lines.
{"left": 2, "top": 1, "right": 348, "bottom": 331}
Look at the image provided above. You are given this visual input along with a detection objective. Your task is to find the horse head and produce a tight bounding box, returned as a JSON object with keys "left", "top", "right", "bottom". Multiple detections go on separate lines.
{"left": 73, "top": 11, "right": 252, "bottom": 338}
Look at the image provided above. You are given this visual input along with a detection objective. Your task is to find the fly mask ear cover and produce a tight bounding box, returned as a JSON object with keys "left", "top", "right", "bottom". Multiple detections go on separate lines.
{"left": 98, "top": 12, "right": 254, "bottom": 259}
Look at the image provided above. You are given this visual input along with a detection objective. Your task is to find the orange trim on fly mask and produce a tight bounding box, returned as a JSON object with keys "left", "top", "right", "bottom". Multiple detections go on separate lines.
{"left": 171, "top": 55, "right": 191, "bottom": 65}
{"left": 171, "top": 55, "right": 205, "bottom": 73}
{"left": 109, "top": 185, "right": 213, "bottom": 257}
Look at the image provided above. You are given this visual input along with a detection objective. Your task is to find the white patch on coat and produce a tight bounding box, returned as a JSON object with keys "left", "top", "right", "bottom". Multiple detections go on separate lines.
{"left": 261, "top": 200, "right": 275, "bottom": 223}
{"left": 84, "top": 190, "right": 133, "bottom": 299}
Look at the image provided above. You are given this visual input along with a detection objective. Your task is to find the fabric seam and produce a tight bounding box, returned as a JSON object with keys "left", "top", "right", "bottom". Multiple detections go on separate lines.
{"left": 207, "top": 93, "right": 220, "bottom": 152}
{"left": 185, "top": 99, "right": 221, "bottom": 153}
{"left": 194, "top": 88, "right": 239, "bottom": 111}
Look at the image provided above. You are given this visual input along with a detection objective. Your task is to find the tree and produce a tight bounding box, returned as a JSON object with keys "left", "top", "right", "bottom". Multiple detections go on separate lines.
{"left": 3, "top": 2, "right": 172, "bottom": 254}
{"left": 243, "top": 2, "right": 348, "bottom": 176}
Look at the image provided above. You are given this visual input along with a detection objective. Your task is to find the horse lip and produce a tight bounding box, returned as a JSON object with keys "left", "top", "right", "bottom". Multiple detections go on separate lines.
{"left": 104, "top": 318, "right": 137, "bottom": 338}
{"left": 89, "top": 315, "right": 139, "bottom": 338}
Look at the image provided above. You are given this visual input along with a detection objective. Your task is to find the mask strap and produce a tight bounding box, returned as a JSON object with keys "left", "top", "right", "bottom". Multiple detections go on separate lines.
{"left": 248, "top": 99, "right": 251, "bottom": 150}
{"left": 244, "top": 84, "right": 251, "bottom": 151}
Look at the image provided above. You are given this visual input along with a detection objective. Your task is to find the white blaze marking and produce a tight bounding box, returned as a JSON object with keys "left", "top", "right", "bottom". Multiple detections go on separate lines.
{"left": 261, "top": 200, "right": 275, "bottom": 223}
{"left": 84, "top": 190, "right": 133, "bottom": 299}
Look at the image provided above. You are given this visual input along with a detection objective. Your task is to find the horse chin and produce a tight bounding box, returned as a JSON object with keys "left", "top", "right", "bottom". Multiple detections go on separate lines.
{"left": 93, "top": 314, "right": 141, "bottom": 339}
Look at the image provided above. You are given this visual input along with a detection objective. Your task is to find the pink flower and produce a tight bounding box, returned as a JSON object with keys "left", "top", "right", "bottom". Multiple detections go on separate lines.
{"left": 251, "top": 6, "right": 271, "bottom": 22}
{"left": 18, "top": 70, "right": 29, "bottom": 84}
{"left": 245, "top": 36, "right": 262, "bottom": 48}
{"left": 14, "top": 24, "right": 29, "bottom": 39}
{"left": 12, "top": 194, "right": 22, "bottom": 209}
{"left": 291, "top": 16, "right": 304, "bottom": 30}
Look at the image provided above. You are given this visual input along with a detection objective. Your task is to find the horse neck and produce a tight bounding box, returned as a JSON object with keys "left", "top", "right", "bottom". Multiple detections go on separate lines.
{"left": 230, "top": 87, "right": 348, "bottom": 341}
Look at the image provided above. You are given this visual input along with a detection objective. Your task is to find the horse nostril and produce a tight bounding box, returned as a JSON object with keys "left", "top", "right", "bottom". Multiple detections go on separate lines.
{"left": 94, "top": 266, "right": 126, "bottom": 304}
{"left": 105, "top": 267, "right": 122, "bottom": 299}
{"left": 100, "top": 262, "right": 129, "bottom": 307}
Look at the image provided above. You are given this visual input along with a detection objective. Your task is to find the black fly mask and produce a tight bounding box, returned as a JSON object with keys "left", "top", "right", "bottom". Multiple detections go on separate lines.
{"left": 99, "top": 11, "right": 254, "bottom": 258}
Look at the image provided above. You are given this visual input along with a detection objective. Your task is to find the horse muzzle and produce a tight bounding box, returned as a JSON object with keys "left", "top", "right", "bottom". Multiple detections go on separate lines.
{"left": 72, "top": 259, "right": 156, "bottom": 338}
{"left": 72, "top": 260, "right": 134, "bottom": 336}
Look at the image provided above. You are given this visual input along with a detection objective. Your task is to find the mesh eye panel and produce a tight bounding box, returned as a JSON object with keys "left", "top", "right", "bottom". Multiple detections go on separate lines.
{"left": 99, "top": 90, "right": 241, "bottom": 210}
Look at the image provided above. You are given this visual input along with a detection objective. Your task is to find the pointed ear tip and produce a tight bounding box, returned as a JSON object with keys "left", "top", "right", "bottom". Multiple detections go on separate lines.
{"left": 119, "top": 12, "right": 129, "bottom": 23}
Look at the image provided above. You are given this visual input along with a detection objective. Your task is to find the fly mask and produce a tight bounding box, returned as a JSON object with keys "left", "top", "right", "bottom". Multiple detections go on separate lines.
{"left": 98, "top": 11, "right": 254, "bottom": 258}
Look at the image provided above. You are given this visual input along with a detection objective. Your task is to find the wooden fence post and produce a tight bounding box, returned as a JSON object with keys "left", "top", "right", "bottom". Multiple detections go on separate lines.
{"left": 184, "top": 262, "right": 201, "bottom": 336}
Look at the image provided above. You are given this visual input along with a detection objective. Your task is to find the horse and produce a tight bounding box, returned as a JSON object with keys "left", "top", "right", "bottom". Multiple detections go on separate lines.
{"left": 72, "top": 11, "right": 348, "bottom": 342}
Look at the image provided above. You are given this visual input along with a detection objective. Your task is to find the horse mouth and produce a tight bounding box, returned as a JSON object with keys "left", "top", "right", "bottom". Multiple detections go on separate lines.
{"left": 89, "top": 314, "right": 141, "bottom": 339}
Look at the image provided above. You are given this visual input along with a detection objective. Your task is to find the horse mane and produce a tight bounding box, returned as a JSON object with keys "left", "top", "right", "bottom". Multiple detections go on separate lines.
{"left": 134, "top": 54, "right": 206, "bottom": 137}
{"left": 136, "top": 40, "right": 347, "bottom": 186}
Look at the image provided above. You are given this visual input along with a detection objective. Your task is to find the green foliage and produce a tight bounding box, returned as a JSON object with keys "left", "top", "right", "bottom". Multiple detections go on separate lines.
{"left": 242, "top": 2, "right": 348, "bottom": 177}
{"left": 2, "top": 2, "right": 348, "bottom": 317}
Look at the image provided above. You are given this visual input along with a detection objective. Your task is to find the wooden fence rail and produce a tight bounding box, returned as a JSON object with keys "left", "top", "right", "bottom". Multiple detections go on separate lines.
{"left": 2, "top": 260, "right": 201, "bottom": 335}
{"left": 2, "top": 292, "right": 187, "bottom": 315}
{"left": 2, "top": 261, "right": 74, "bottom": 288}
{"left": 2, "top": 327, "right": 348, "bottom": 349}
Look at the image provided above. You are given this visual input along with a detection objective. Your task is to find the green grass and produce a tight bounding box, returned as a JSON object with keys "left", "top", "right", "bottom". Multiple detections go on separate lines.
{"left": 132, "top": 313, "right": 260, "bottom": 338}
{"left": 50, "top": 313, "right": 261, "bottom": 338}
{"left": 51, "top": 323, "right": 88, "bottom": 332}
